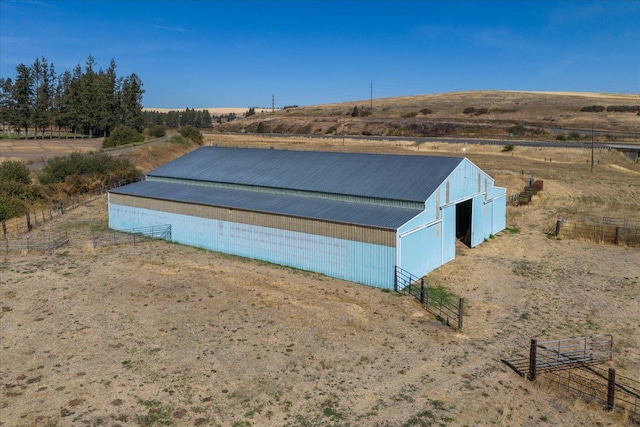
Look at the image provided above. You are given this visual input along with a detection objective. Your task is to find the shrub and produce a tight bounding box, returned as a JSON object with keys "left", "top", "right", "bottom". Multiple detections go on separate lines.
{"left": 179, "top": 125, "right": 203, "bottom": 145}
{"left": 502, "top": 144, "right": 514, "bottom": 152}
{"left": 580, "top": 105, "right": 605, "bottom": 112}
{"left": 402, "top": 111, "right": 418, "bottom": 118}
{"left": 606, "top": 105, "right": 640, "bottom": 112}
{"left": 419, "top": 108, "right": 433, "bottom": 115}
{"left": 351, "top": 106, "right": 359, "bottom": 117}
{"left": 257, "top": 122, "right": 265, "bottom": 133}
{"left": 474, "top": 107, "right": 489, "bottom": 115}
{"left": 148, "top": 124, "right": 167, "bottom": 138}
{"left": 38, "top": 152, "right": 141, "bottom": 193}
{"left": 0, "top": 160, "right": 31, "bottom": 185}
{"left": 103, "top": 125, "right": 144, "bottom": 148}
{"left": 463, "top": 107, "right": 476, "bottom": 114}
{"left": 508, "top": 124, "right": 526, "bottom": 135}
{"left": 568, "top": 132, "right": 582, "bottom": 140}
{"left": 169, "top": 135, "right": 190, "bottom": 146}
{"left": 556, "top": 134, "right": 567, "bottom": 141}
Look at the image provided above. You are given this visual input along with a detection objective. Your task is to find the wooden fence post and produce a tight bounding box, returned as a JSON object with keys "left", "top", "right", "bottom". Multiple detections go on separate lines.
{"left": 528, "top": 339, "right": 537, "bottom": 381}
{"left": 2, "top": 220, "right": 6, "bottom": 240}
{"left": 607, "top": 368, "right": 616, "bottom": 411}
{"left": 420, "top": 279, "right": 425, "bottom": 305}
{"left": 614, "top": 227, "right": 620, "bottom": 245}
{"left": 458, "top": 298, "right": 464, "bottom": 332}
{"left": 555, "top": 220, "right": 562, "bottom": 236}
{"left": 26, "top": 212, "right": 32, "bottom": 231}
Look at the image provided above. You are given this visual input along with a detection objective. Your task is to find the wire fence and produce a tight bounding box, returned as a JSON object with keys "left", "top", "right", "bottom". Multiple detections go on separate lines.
{"left": 91, "top": 225, "right": 172, "bottom": 248}
{"left": 1, "top": 231, "right": 69, "bottom": 254}
{"left": 1, "top": 179, "right": 137, "bottom": 239}
{"left": 553, "top": 215, "right": 640, "bottom": 247}
{"left": 502, "top": 335, "right": 639, "bottom": 424}
{"left": 394, "top": 266, "right": 464, "bottom": 331}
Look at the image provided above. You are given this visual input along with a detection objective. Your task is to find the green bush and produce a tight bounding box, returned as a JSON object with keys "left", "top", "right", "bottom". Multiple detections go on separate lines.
{"left": 169, "top": 134, "right": 190, "bottom": 145}
{"left": 419, "top": 108, "right": 433, "bottom": 115}
{"left": 38, "top": 152, "right": 141, "bottom": 193}
{"left": 463, "top": 107, "right": 476, "bottom": 114}
{"left": 148, "top": 124, "right": 167, "bottom": 138}
{"left": 508, "top": 124, "right": 526, "bottom": 135}
{"left": 556, "top": 134, "right": 567, "bottom": 141}
{"left": 568, "top": 131, "right": 582, "bottom": 140}
{"left": 0, "top": 160, "right": 43, "bottom": 221}
{"left": 179, "top": 125, "right": 203, "bottom": 145}
{"left": 257, "top": 122, "right": 265, "bottom": 134}
{"left": 502, "top": 144, "right": 514, "bottom": 152}
{"left": 0, "top": 160, "right": 31, "bottom": 185}
{"left": 103, "top": 125, "right": 144, "bottom": 148}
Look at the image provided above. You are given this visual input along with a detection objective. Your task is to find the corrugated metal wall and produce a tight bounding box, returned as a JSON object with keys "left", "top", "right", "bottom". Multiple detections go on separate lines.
{"left": 108, "top": 157, "right": 506, "bottom": 288}
{"left": 108, "top": 199, "right": 397, "bottom": 289}
{"left": 396, "top": 158, "right": 507, "bottom": 278}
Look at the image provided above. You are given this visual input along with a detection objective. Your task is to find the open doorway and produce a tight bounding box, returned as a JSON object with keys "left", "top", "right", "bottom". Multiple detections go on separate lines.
{"left": 455, "top": 199, "right": 472, "bottom": 247}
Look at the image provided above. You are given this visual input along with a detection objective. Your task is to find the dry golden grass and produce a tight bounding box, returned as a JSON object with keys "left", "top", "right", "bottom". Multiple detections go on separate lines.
{"left": 1, "top": 99, "right": 639, "bottom": 426}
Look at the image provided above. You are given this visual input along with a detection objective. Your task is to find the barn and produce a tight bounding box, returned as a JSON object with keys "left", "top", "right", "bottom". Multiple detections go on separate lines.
{"left": 108, "top": 146, "right": 506, "bottom": 289}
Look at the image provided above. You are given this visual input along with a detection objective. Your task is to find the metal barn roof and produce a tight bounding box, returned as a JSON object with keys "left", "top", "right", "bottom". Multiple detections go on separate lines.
{"left": 110, "top": 180, "right": 422, "bottom": 229}
{"left": 147, "top": 147, "right": 464, "bottom": 203}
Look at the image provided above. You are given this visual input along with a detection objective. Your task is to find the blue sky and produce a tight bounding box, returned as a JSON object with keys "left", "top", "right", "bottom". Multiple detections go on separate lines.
{"left": 1, "top": 0, "right": 638, "bottom": 109}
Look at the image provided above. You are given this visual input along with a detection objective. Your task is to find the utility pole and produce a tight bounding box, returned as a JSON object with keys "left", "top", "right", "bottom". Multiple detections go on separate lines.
{"left": 272, "top": 94, "right": 275, "bottom": 115}
{"left": 370, "top": 80, "right": 373, "bottom": 110}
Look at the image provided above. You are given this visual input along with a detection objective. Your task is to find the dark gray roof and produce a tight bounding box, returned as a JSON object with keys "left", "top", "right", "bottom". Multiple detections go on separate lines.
{"left": 147, "top": 147, "right": 463, "bottom": 203}
{"left": 110, "top": 180, "right": 422, "bottom": 229}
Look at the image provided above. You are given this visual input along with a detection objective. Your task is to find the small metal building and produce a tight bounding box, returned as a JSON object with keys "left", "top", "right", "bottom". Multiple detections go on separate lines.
{"left": 108, "top": 147, "right": 506, "bottom": 289}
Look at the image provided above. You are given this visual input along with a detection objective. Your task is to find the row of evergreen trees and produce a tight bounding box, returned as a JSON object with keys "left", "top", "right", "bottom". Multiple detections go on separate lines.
{"left": 144, "top": 109, "right": 238, "bottom": 128}
{"left": 0, "top": 55, "right": 145, "bottom": 139}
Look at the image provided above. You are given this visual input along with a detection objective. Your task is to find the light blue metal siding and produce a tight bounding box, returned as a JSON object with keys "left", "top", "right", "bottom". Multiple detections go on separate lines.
{"left": 395, "top": 158, "right": 507, "bottom": 278}
{"left": 470, "top": 194, "right": 486, "bottom": 247}
{"left": 492, "top": 195, "right": 507, "bottom": 234}
{"left": 398, "top": 221, "right": 442, "bottom": 277}
{"left": 109, "top": 203, "right": 396, "bottom": 289}
{"left": 441, "top": 205, "right": 457, "bottom": 264}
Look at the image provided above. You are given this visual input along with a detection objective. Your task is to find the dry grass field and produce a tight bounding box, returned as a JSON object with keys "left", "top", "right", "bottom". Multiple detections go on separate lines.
{"left": 218, "top": 91, "right": 640, "bottom": 140}
{"left": 1, "top": 127, "right": 639, "bottom": 427}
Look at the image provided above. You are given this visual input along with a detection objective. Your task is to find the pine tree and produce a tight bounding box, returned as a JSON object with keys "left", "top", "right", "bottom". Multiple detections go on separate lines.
{"left": 11, "top": 64, "right": 34, "bottom": 138}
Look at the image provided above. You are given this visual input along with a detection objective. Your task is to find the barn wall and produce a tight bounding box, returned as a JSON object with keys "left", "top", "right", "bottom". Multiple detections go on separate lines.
{"left": 397, "top": 212, "right": 443, "bottom": 276}
{"left": 108, "top": 201, "right": 397, "bottom": 289}
{"left": 109, "top": 193, "right": 395, "bottom": 246}
{"left": 396, "top": 158, "right": 507, "bottom": 278}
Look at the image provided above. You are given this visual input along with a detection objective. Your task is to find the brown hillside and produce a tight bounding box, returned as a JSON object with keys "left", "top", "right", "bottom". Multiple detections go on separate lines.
{"left": 217, "top": 91, "right": 640, "bottom": 141}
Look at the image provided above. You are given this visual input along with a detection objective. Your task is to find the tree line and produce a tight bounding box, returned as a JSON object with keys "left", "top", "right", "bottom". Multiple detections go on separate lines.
{"left": 144, "top": 108, "right": 238, "bottom": 128}
{"left": 0, "top": 55, "right": 145, "bottom": 139}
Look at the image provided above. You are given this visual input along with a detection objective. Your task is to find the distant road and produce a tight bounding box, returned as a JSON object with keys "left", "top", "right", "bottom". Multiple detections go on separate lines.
{"left": 248, "top": 132, "right": 616, "bottom": 149}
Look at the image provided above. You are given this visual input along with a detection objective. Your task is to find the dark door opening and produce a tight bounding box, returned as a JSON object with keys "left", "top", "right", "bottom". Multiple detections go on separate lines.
{"left": 456, "top": 199, "right": 473, "bottom": 247}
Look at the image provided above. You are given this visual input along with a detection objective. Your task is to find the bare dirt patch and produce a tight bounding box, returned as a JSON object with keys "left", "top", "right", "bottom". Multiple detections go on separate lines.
{"left": 1, "top": 136, "right": 639, "bottom": 426}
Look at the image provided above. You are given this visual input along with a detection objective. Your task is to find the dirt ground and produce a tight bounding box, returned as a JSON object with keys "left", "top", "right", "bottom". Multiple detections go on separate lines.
{"left": 1, "top": 136, "right": 639, "bottom": 427}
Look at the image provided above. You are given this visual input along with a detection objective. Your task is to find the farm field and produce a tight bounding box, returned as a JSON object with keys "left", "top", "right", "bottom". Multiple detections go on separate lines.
{"left": 1, "top": 131, "right": 640, "bottom": 426}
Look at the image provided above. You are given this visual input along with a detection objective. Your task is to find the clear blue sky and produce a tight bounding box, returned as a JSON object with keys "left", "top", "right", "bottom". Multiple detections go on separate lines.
{"left": 1, "top": 0, "right": 638, "bottom": 109}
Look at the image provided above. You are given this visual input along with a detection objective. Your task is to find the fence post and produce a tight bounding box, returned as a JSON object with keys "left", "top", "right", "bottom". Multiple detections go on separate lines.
{"left": 607, "top": 368, "right": 616, "bottom": 411}
{"left": 1, "top": 220, "right": 6, "bottom": 240}
{"left": 528, "top": 339, "right": 537, "bottom": 381}
{"left": 394, "top": 267, "right": 398, "bottom": 292}
{"left": 555, "top": 220, "right": 562, "bottom": 236}
{"left": 26, "top": 212, "right": 32, "bottom": 231}
{"left": 420, "top": 279, "right": 425, "bottom": 305}
{"left": 458, "top": 298, "right": 464, "bottom": 332}
{"left": 614, "top": 227, "right": 620, "bottom": 245}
